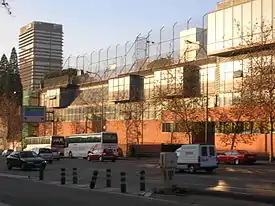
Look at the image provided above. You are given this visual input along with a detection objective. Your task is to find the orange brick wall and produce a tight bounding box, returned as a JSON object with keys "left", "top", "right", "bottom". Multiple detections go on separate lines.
{"left": 37, "top": 120, "right": 274, "bottom": 156}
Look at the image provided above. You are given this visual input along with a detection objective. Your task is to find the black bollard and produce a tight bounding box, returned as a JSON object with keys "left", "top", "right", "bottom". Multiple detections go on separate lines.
{"left": 60, "top": 168, "right": 66, "bottom": 185}
{"left": 72, "top": 168, "right": 78, "bottom": 184}
{"left": 90, "top": 170, "right": 98, "bottom": 189}
{"left": 39, "top": 167, "right": 44, "bottom": 181}
{"left": 106, "top": 169, "right": 111, "bottom": 188}
{"left": 120, "top": 172, "right": 126, "bottom": 193}
{"left": 140, "top": 170, "right": 145, "bottom": 191}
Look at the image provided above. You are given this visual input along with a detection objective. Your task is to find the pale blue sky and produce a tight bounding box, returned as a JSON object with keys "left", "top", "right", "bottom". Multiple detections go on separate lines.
{"left": 0, "top": 0, "right": 217, "bottom": 62}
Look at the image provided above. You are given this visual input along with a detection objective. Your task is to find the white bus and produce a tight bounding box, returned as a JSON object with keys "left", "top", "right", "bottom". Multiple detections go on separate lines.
{"left": 24, "top": 136, "right": 66, "bottom": 155}
{"left": 64, "top": 132, "right": 118, "bottom": 158}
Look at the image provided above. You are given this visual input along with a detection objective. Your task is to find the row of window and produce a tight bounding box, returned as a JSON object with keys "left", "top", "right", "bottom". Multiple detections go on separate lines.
{"left": 162, "top": 122, "right": 275, "bottom": 134}
{"left": 51, "top": 103, "right": 158, "bottom": 122}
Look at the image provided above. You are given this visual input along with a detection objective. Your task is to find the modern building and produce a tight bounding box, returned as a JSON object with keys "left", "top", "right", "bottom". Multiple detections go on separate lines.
{"left": 33, "top": 0, "right": 275, "bottom": 157}
{"left": 19, "top": 21, "right": 63, "bottom": 91}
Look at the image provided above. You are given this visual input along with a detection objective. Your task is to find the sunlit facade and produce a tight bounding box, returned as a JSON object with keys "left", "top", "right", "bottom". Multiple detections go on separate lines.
{"left": 35, "top": 0, "right": 275, "bottom": 156}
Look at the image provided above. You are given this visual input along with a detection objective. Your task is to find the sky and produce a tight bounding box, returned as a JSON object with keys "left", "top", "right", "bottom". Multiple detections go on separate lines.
{"left": 0, "top": 0, "right": 217, "bottom": 64}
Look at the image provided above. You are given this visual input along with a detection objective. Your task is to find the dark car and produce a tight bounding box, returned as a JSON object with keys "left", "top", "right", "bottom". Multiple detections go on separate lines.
{"left": 87, "top": 149, "right": 116, "bottom": 162}
{"left": 6, "top": 151, "right": 47, "bottom": 170}
{"left": 217, "top": 150, "right": 256, "bottom": 165}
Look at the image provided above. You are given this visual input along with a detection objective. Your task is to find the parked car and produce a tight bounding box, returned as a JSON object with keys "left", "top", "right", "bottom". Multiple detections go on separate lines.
{"left": 217, "top": 150, "right": 256, "bottom": 165}
{"left": 87, "top": 148, "right": 116, "bottom": 162}
{"left": 6, "top": 151, "right": 47, "bottom": 170}
{"left": 176, "top": 144, "right": 218, "bottom": 173}
{"left": 2, "top": 149, "right": 14, "bottom": 157}
{"left": 51, "top": 148, "right": 61, "bottom": 160}
{"left": 32, "top": 148, "right": 53, "bottom": 164}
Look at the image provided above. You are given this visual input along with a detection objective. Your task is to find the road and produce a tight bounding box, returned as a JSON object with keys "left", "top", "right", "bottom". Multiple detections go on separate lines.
{"left": 0, "top": 157, "right": 275, "bottom": 205}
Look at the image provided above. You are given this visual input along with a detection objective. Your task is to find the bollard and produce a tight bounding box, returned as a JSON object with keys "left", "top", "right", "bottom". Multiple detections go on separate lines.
{"left": 120, "top": 172, "right": 126, "bottom": 193}
{"left": 106, "top": 169, "right": 111, "bottom": 188}
{"left": 140, "top": 170, "right": 145, "bottom": 191}
{"left": 39, "top": 167, "right": 44, "bottom": 181}
{"left": 72, "top": 168, "right": 78, "bottom": 184}
{"left": 60, "top": 168, "right": 66, "bottom": 185}
{"left": 90, "top": 170, "right": 98, "bottom": 189}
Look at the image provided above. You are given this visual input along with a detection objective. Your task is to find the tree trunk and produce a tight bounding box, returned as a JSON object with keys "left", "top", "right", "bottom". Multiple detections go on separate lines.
{"left": 230, "top": 133, "right": 237, "bottom": 151}
{"left": 269, "top": 116, "right": 274, "bottom": 162}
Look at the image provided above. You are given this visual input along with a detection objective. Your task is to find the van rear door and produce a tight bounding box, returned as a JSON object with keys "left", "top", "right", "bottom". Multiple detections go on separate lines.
{"left": 200, "top": 145, "right": 217, "bottom": 168}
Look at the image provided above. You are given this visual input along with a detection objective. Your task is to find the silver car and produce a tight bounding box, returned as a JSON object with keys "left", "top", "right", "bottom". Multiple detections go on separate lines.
{"left": 32, "top": 148, "right": 53, "bottom": 164}
{"left": 51, "top": 148, "right": 61, "bottom": 160}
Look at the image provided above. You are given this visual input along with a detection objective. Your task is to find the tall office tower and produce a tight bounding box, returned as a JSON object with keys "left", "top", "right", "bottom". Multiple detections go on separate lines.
{"left": 19, "top": 21, "right": 63, "bottom": 90}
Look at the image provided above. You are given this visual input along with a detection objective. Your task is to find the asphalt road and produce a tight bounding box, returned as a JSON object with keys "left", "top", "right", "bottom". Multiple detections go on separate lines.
{"left": 0, "top": 157, "right": 275, "bottom": 205}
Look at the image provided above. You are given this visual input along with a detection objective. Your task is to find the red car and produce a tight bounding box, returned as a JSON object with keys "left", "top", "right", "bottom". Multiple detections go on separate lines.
{"left": 217, "top": 150, "right": 256, "bottom": 165}
{"left": 87, "top": 149, "right": 116, "bottom": 162}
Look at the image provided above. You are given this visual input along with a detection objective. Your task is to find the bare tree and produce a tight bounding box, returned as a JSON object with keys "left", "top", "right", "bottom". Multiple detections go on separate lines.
{"left": 0, "top": 96, "right": 21, "bottom": 149}
{"left": 153, "top": 63, "right": 205, "bottom": 144}
{"left": 1, "top": 0, "right": 11, "bottom": 15}
{"left": 237, "top": 21, "right": 275, "bottom": 161}
{"left": 215, "top": 105, "right": 256, "bottom": 150}
{"left": 119, "top": 100, "right": 147, "bottom": 155}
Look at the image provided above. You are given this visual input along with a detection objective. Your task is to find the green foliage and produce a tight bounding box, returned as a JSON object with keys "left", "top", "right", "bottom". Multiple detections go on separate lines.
{"left": 0, "top": 48, "right": 22, "bottom": 106}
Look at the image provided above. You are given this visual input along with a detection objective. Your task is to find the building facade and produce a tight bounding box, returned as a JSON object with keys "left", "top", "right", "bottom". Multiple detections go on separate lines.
{"left": 19, "top": 21, "right": 63, "bottom": 91}
{"left": 35, "top": 0, "right": 275, "bottom": 156}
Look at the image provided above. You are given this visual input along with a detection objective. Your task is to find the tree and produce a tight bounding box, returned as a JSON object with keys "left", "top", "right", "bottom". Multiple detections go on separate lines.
{"left": 215, "top": 105, "right": 256, "bottom": 150}
{"left": 8, "top": 47, "right": 23, "bottom": 106}
{"left": 237, "top": 22, "right": 275, "bottom": 161}
{"left": 0, "top": 96, "right": 21, "bottom": 149}
{"left": 0, "top": 54, "right": 9, "bottom": 95}
{"left": 1, "top": 0, "right": 11, "bottom": 15}
{"left": 153, "top": 64, "right": 204, "bottom": 144}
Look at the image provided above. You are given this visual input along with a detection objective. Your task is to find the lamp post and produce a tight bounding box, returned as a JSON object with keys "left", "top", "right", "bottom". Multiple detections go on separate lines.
{"left": 185, "top": 40, "right": 209, "bottom": 144}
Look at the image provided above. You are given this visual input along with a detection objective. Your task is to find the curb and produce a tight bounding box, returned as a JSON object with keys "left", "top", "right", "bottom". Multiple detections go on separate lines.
{"left": 153, "top": 186, "right": 275, "bottom": 205}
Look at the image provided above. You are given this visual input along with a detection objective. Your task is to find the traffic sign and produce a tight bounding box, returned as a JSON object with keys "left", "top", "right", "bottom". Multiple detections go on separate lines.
{"left": 22, "top": 106, "right": 46, "bottom": 123}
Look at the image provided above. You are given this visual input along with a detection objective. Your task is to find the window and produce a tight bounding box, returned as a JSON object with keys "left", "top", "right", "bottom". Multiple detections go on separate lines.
{"left": 162, "top": 123, "right": 173, "bottom": 132}
{"left": 102, "top": 133, "right": 118, "bottom": 143}
{"left": 209, "top": 147, "right": 215, "bottom": 156}
{"left": 201, "top": 147, "right": 208, "bottom": 156}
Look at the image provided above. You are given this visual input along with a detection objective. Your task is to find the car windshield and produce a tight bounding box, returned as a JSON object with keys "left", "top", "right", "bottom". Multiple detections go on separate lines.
{"left": 103, "top": 149, "right": 113, "bottom": 154}
{"left": 39, "top": 148, "right": 52, "bottom": 153}
{"left": 20, "top": 151, "right": 37, "bottom": 158}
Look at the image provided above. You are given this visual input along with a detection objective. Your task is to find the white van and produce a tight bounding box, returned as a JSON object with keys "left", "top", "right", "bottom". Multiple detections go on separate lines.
{"left": 176, "top": 144, "right": 218, "bottom": 173}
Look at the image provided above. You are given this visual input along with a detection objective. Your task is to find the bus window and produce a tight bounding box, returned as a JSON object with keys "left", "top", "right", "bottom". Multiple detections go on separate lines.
{"left": 102, "top": 133, "right": 118, "bottom": 143}
{"left": 52, "top": 136, "right": 65, "bottom": 145}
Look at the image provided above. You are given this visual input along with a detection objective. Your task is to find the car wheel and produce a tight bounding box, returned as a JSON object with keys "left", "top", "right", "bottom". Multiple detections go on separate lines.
{"left": 99, "top": 156, "right": 103, "bottom": 162}
{"left": 234, "top": 159, "right": 240, "bottom": 165}
{"left": 112, "top": 159, "right": 116, "bottom": 162}
{"left": 188, "top": 165, "right": 196, "bottom": 174}
{"left": 7, "top": 162, "right": 12, "bottom": 170}
{"left": 57, "top": 158, "right": 60, "bottom": 161}
{"left": 69, "top": 151, "right": 73, "bottom": 159}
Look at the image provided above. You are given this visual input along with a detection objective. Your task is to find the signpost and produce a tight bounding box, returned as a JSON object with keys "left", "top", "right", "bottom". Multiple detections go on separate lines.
{"left": 22, "top": 106, "right": 46, "bottom": 123}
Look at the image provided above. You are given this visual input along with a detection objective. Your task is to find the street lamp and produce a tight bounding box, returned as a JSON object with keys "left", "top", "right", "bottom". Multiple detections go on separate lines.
{"left": 185, "top": 40, "right": 209, "bottom": 144}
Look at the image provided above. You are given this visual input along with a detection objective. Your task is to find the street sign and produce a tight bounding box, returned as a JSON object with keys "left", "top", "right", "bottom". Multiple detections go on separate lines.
{"left": 22, "top": 106, "right": 46, "bottom": 123}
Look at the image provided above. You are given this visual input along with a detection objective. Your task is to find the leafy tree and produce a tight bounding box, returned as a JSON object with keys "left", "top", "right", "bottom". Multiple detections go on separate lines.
{"left": 9, "top": 47, "right": 23, "bottom": 106}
